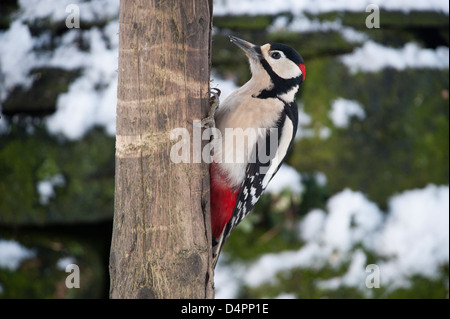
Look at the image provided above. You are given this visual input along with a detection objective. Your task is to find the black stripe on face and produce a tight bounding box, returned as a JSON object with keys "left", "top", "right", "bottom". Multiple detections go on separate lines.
{"left": 255, "top": 59, "right": 302, "bottom": 99}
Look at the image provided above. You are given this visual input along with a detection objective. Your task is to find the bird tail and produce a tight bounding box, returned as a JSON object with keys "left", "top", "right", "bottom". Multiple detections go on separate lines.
{"left": 211, "top": 233, "right": 225, "bottom": 269}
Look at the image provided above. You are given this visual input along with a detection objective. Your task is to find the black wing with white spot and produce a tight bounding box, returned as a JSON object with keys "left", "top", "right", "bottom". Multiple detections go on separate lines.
{"left": 222, "top": 101, "right": 298, "bottom": 244}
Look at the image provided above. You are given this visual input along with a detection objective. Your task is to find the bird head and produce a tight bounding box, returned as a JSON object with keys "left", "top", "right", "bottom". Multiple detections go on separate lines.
{"left": 229, "top": 35, "right": 305, "bottom": 100}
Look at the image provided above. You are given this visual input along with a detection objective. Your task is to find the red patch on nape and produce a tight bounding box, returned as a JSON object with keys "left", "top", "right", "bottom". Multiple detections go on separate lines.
{"left": 298, "top": 64, "right": 306, "bottom": 81}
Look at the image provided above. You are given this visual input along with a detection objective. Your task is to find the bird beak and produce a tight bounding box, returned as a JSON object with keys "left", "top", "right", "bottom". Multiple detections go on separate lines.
{"left": 229, "top": 36, "right": 261, "bottom": 59}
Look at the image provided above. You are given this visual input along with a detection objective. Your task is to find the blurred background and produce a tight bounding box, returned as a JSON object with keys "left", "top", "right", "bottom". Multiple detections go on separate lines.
{"left": 0, "top": 0, "right": 448, "bottom": 298}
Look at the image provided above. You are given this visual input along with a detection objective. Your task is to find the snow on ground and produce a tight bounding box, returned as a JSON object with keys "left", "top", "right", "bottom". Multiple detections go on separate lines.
{"left": 214, "top": 256, "right": 246, "bottom": 299}
{"left": 0, "top": 21, "right": 35, "bottom": 96}
{"left": 269, "top": 15, "right": 368, "bottom": 44}
{"left": 0, "top": 240, "right": 36, "bottom": 271}
{"left": 329, "top": 98, "right": 366, "bottom": 128}
{"left": 214, "top": 0, "right": 449, "bottom": 16}
{"left": 376, "top": 185, "right": 449, "bottom": 284}
{"left": 45, "top": 24, "right": 119, "bottom": 139}
{"left": 37, "top": 174, "right": 66, "bottom": 205}
{"left": 274, "top": 292, "right": 297, "bottom": 299}
{"left": 295, "top": 105, "right": 315, "bottom": 140}
{"left": 17, "top": 0, "right": 120, "bottom": 22}
{"left": 215, "top": 184, "right": 449, "bottom": 298}
{"left": 265, "top": 164, "right": 303, "bottom": 195}
{"left": 0, "top": 0, "right": 119, "bottom": 140}
{"left": 341, "top": 41, "right": 450, "bottom": 73}
{"left": 56, "top": 256, "right": 77, "bottom": 271}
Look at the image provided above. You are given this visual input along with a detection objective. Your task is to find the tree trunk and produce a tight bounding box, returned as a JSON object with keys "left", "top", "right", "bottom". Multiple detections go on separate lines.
{"left": 109, "top": 0, "right": 214, "bottom": 299}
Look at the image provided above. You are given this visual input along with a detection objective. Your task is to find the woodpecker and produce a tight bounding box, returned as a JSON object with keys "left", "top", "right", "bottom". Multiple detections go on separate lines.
{"left": 205, "top": 36, "right": 305, "bottom": 266}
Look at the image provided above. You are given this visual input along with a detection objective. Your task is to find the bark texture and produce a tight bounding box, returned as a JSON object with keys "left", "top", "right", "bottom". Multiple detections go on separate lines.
{"left": 110, "top": 0, "right": 214, "bottom": 299}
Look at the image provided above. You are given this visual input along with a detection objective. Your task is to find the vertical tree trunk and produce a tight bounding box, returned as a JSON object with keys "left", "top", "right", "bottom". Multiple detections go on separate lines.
{"left": 110, "top": 0, "right": 214, "bottom": 299}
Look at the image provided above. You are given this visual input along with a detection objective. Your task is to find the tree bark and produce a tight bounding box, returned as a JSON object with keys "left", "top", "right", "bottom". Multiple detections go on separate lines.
{"left": 109, "top": 0, "right": 214, "bottom": 299}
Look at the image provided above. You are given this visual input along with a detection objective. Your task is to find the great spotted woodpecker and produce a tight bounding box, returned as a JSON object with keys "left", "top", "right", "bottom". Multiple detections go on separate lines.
{"left": 203, "top": 36, "right": 305, "bottom": 266}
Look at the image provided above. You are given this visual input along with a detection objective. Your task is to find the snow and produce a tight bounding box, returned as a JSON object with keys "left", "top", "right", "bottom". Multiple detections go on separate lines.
{"left": 337, "top": 249, "right": 368, "bottom": 288}
{"left": 17, "top": 0, "right": 120, "bottom": 23}
{"left": 56, "top": 256, "right": 77, "bottom": 271}
{"left": 274, "top": 292, "right": 297, "bottom": 299}
{"left": 45, "top": 24, "right": 119, "bottom": 139}
{"left": 376, "top": 184, "right": 449, "bottom": 285}
{"left": 295, "top": 106, "right": 315, "bottom": 140}
{"left": 341, "top": 41, "right": 450, "bottom": 73}
{"left": 265, "top": 164, "right": 303, "bottom": 195}
{"left": 216, "top": 184, "right": 449, "bottom": 296}
{"left": 0, "top": 21, "right": 35, "bottom": 100}
{"left": 0, "top": 240, "right": 36, "bottom": 271}
{"left": 270, "top": 15, "right": 368, "bottom": 44}
{"left": 214, "top": 256, "right": 246, "bottom": 299}
{"left": 322, "top": 189, "right": 384, "bottom": 253}
{"left": 329, "top": 98, "right": 366, "bottom": 128}
{"left": 244, "top": 242, "right": 325, "bottom": 287}
{"left": 0, "top": 0, "right": 119, "bottom": 140}
{"left": 317, "top": 249, "right": 369, "bottom": 291}
{"left": 319, "top": 126, "right": 331, "bottom": 140}
{"left": 298, "top": 98, "right": 364, "bottom": 140}
{"left": 319, "top": 185, "right": 450, "bottom": 291}
{"left": 37, "top": 174, "right": 65, "bottom": 205}
{"left": 314, "top": 172, "right": 328, "bottom": 187}
{"left": 213, "top": 0, "right": 449, "bottom": 16}
{"left": 299, "top": 208, "right": 327, "bottom": 242}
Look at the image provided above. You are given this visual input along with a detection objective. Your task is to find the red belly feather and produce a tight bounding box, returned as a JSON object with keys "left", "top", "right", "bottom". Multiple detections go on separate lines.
{"left": 210, "top": 163, "right": 239, "bottom": 239}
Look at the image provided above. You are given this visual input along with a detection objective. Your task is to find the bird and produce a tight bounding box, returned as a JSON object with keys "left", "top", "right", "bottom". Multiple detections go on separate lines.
{"left": 203, "top": 35, "right": 305, "bottom": 267}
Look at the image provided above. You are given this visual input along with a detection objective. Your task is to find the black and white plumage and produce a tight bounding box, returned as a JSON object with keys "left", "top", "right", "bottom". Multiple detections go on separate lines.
{"left": 208, "top": 36, "right": 305, "bottom": 266}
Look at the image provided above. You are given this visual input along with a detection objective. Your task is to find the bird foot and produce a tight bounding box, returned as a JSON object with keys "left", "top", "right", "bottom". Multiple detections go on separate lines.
{"left": 201, "top": 88, "right": 221, "bottom": 129}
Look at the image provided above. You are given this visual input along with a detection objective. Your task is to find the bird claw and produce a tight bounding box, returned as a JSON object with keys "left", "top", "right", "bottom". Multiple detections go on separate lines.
{"left": 187, "top": 88, "right": 221, "bottom": 129}
{"left": 201, "top": 88, "right": 221, "bottom": 129}
{"left": 200, "top": 117, "right": 215, "bottom": 129}
{"left": 209, "top": 87, "right": 221, "bottom": 106}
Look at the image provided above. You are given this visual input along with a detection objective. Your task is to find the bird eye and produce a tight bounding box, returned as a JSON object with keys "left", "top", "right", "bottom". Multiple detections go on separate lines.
{"left": 271, "top": 52, "right": 281, "bottom": 60}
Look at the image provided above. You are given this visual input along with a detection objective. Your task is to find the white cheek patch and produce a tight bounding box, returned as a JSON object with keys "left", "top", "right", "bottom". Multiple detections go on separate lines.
{"left": 261, "top": 44, "right": 303, "bottom": 80}
{"left": 270, "top": 58, "right": 302, "bottom": 79}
